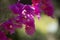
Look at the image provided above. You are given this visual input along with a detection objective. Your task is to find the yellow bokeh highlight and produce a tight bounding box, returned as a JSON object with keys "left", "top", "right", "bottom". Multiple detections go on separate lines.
{"left": 35, "top": 15, "right": 57, "bottom": 34}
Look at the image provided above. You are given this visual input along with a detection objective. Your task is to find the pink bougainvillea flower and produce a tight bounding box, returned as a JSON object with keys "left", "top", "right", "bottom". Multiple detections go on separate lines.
{"left": 8, "top": 2, "right": 36, "bottom": 35}
{"left": 25, "top": 14, "right": 35, "bottom": 35}
{"left": 25, "top": 25, "right": 35, "bottom": 35}
{"left": 41, "top": 0, "right": 54, "bottom": 17}
{"left": 8, "top": 0, "right": 54, "bottom": 35}
{"left": 1, "top": 18, "right": 23, "bottom": 34}
{"left": 1, "top": 19, "right": 15, "bottom": 34}
{"left": 1, "top": 0, "right": 54, "bottom": 36}
{"left": 33, "top": 4, "right": 41, "bottom": 19}
{"left": 42, "top": 4, "right": 54, "bottom": 17}
{"left": 32, "top": 0, "right": 54, "bottom": 17}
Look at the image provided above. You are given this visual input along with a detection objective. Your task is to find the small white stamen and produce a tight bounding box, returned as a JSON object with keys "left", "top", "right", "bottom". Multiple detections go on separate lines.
{"left": 31, "top": 15, "right": 34, "bottom": 18}
{"left": 27, "top": 14, "right": 30, "bottom": 17}
{"left": 24, "top": 16, "right": 27, "bottom": 18}
{"left": 10, "top": 25, "right": 12, "bottom": 28}
{"left": 31, "top": 7, "right": 35, "bottom": 10}
{"left": 22, "top": 10, "right": 26, "bottom": 15}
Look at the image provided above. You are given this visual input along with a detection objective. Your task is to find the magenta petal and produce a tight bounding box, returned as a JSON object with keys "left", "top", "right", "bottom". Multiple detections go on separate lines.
{"left": 34, "top": 5, "right": 41, "bottom": 15}
{"left": 24, "top": 5, "right": 34, "bottom": 14}
{"left": 9, "top": 4, "right": 20, "bottom": 14}
{"left": 25, "top": 18, "right": 35, "bottom": 35}
{"left": 44, "top": 4, "right": 54, "bottom": 17}
{"left": 2, "top": 19, "right": 15, "bottom": 34}
{"left": 9, "top": 3, "right": 24, "bottom": 14}
{"left": 41, "top": 0, "right": 54, "bottom": 17}
{"left": 32, "top": 0, "right": 41, "bottom": 4}
{"left": 25, "top": 25, "right": 35, "bottom": 35}
{"left": 0, "top": 31, "right": 8, "bottom": 40}
{"left": 13, "top": 23, "right": 22, "bottom": 28}
{"left": 33, "top": 4, "right": 41, "bottom": 19}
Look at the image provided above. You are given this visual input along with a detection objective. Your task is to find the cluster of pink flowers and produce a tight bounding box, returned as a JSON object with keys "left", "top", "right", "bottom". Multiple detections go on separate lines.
{"left": 0, "top": 0, "right": 54, "bottom": 40}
